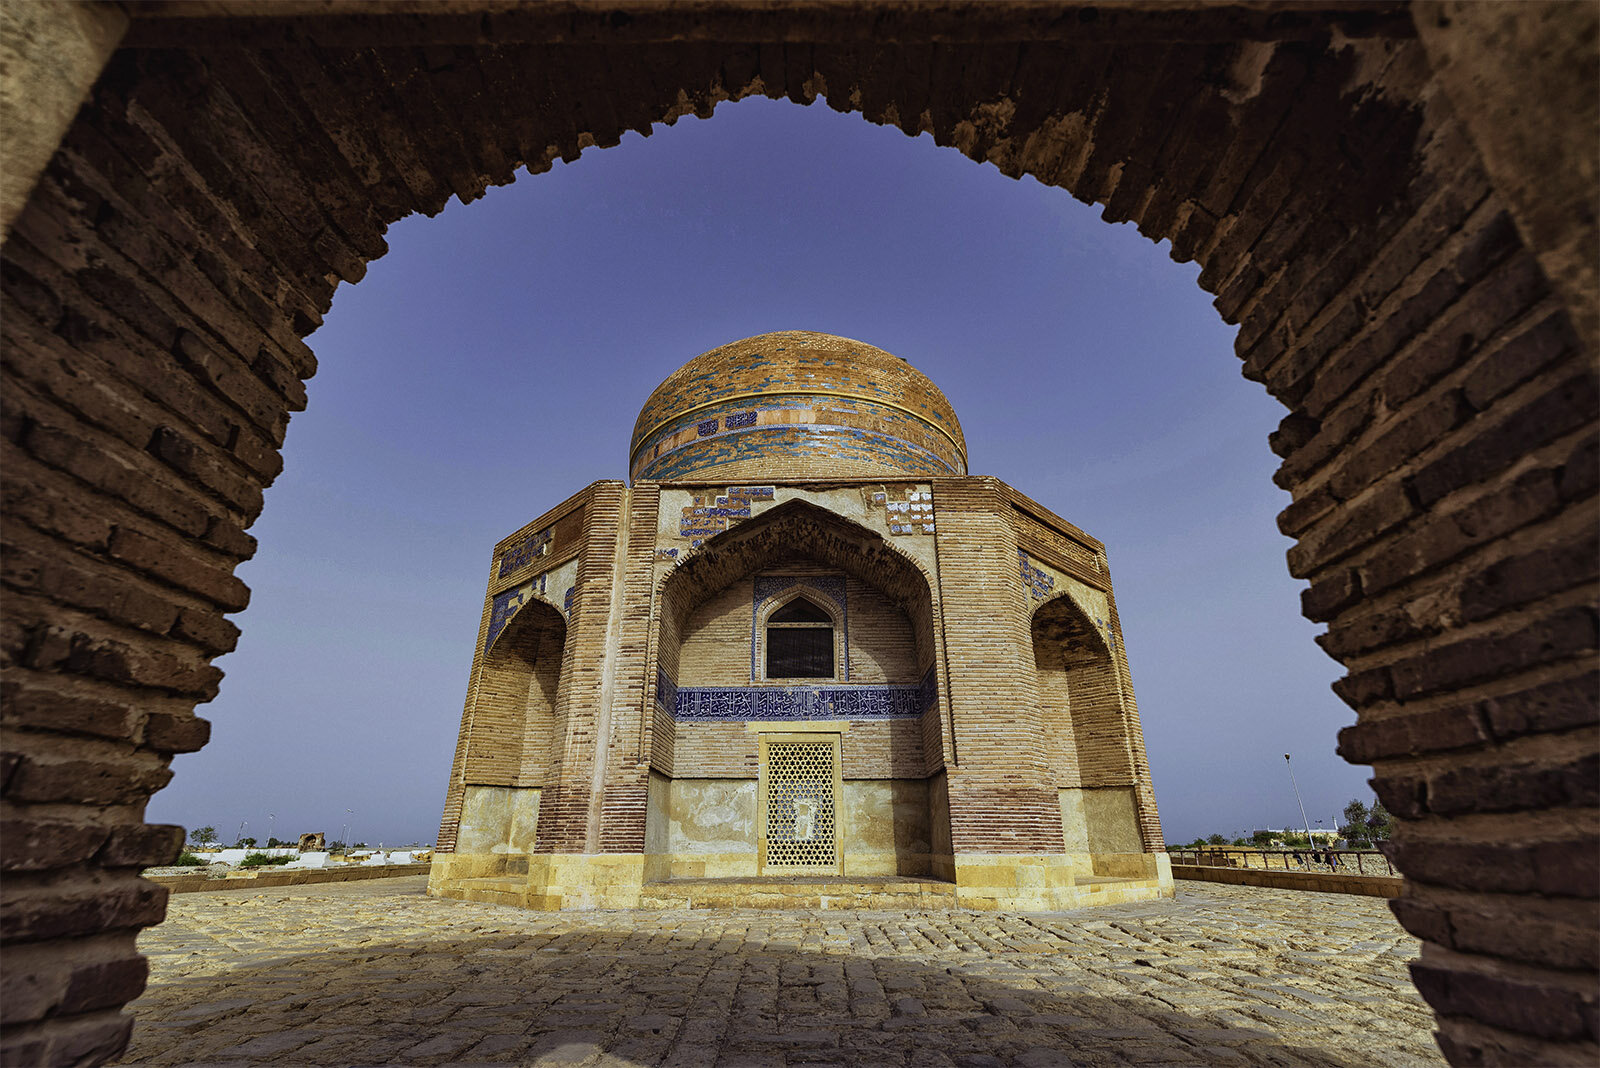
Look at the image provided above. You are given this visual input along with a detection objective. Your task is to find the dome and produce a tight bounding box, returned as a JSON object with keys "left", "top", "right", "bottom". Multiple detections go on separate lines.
{"left": 630, "top": 331, "right": 968, "bottom": 483}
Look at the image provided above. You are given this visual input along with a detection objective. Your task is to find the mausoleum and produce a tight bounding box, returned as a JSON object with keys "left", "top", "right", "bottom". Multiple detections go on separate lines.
{"left": 429, "top": 331, "right": 1172, "bottom": 910}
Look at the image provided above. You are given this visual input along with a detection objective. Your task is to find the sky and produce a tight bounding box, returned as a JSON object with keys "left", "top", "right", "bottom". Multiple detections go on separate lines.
{"left": 147, "top": 96, "right": 1376, "bottom": 849}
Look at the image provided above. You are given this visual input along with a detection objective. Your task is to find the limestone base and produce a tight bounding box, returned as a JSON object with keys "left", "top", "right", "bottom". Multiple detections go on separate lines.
{"left": 429, "top": 851, "right": 1174, "bottom": 912}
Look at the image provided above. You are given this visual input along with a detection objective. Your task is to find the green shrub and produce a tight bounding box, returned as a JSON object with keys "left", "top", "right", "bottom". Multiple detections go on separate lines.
{"left": 239, "top": 852, "right": 294, "bottom": 868}
{"left": 174, "top": 852, "right": 206, "bottom": 867}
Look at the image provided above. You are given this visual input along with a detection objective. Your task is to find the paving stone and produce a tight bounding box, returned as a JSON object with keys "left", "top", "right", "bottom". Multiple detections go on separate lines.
{"left": 117, "top": 876, "right": 1445, "bottom": 1067}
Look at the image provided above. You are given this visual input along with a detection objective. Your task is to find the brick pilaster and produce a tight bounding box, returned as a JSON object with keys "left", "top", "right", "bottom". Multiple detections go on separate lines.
{"left": 932, "top": 477, "right": 1064, "bottom": 855}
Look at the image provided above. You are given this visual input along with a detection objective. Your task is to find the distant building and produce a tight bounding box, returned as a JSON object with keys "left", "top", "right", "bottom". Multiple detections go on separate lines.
{"left": 429, "top": 331, "right": 1173, "bottom": 910}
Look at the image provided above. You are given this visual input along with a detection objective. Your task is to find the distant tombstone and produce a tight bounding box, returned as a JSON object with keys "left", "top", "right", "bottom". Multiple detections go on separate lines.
{"left": 361, "top": 851, "right": 388, "bottom": 866}
{"left": 297, "top": 832, "right": 325, "bottom": 852}
{"left": 283, "top": 851, "right": 328, "bottom": 870}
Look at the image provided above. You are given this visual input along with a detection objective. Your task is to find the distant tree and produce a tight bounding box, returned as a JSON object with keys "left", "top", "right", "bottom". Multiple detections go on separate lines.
{"left": 327, "top": 841, "right": 347, "bottom": 852}
{"left": 235, "top": 836, "right": 257, "bottom": 849}
{"left": 189, "top": 826, "right": 218, "bottom": 847}
{"left": 1250, "top": 830, "right": 1276, "bottom": 847}
{"left": 1366, "top": 801, "right": 1394, "bottom": 841}
{"left": 354, "top": 841, "right": 367, "bottom": 849}
{"left": 1340, "top": 799, "right": 1370, "bottom": 839}
{"left": 1231, "top": 837, "right": 1248, "bottom": 846}
{"left": 1282, "top": 832, "right": 1310, "bottom": 848}
{"left": 1206, "top": 833, "right": 1226, "bottom": 846}
{"left": 266, "top": 837, "right": 285, "bottom": 848}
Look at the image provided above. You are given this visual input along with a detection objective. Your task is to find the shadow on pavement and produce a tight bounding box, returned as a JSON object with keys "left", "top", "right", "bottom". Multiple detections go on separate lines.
{"left": 118, "top": 906, "right": 1391, "bottom": 1067}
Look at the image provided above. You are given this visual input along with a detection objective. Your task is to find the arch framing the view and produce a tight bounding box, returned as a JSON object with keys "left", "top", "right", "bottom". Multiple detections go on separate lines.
{"left": 0, "top": 4, "right": 1594, "bottom": 1065}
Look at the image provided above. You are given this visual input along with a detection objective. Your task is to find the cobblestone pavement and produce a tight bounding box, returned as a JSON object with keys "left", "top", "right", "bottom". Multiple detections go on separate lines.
{"left": 118, "top": 877, "right": 1443, "bottom": 1067}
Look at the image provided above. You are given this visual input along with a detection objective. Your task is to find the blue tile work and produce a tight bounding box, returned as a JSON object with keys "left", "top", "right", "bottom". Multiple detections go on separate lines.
{"left": 752, "top": 575, "right": 849, "bottom": 682}
{"left": 724, "top": 410, "right": 757, "bottom": 429}
{"left": 918, "top": 664, "right": 938, "bottom": 711}
{"left": 869, "top": 484, "right": 935, "bottom": 536}
{"left": 486, "top": 587, "right": 529, "bottom": 652}
{"left": 696, "top": 418, "right": 720, "bottom": 437}
{"left": 678, "top": 485, "right": 774, "bottom": 547}
{"left": 497, "top": 527, "right": 551, "bottom": 578}
{"left": 673, "top": 684, "right": 926, "bottom": 721}
{"left": 1019, "top": 550, "right": 1056, "bottom": 600}
{"left": 638, "top": 414, "right": 960, "bottom": 482}
{"left": 655, "top": 666, "right": 678, "bottom": 713}
{"left": 486, "top": 572, "right": 548, "bottom": 652}
{"left": 1094, "top": 614, "right": 1117, "bottom": 652}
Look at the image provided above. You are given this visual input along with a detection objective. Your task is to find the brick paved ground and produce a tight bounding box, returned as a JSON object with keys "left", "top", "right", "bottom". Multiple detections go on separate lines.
{"left": 117, "top": 877, "right": 1443, "bottom": 1067}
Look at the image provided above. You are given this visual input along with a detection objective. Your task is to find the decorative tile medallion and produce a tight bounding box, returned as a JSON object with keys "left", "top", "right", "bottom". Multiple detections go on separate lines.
{"left": 678, "top": 485, "right": 775, "bottom": 547}
{"left": 867, "top": 484, "right": 935, "bottom": 535}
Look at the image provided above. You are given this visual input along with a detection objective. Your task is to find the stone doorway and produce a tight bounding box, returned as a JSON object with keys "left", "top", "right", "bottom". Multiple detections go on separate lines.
{"left": 758, "top": 732, "right": 843, "bottom": 876}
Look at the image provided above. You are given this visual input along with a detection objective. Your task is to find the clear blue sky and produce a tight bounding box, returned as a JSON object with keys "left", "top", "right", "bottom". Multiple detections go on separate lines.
{"left": 148, "top": 97, "right": 1374, "bottom": 849}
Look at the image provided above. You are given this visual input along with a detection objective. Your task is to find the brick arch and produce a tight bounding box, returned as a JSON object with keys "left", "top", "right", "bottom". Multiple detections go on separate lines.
{"left": 656, "top": 497, "right": 938, "bottom": 671}
{"left": 1031, "top": 589, "right": 1114, "bottom": 662}
{"left": 1, "top": 5, "right": 1594, "bottom": 1065}
{"left": 436, "top": 597, "right": 566, "bottom": 856}
{"left": 1030, "top": 590, "right": 1151, "bottom": 847}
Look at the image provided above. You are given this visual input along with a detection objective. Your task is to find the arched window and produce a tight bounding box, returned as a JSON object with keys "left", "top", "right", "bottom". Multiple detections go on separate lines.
{"left": 765, "top": 596, "right": 835, "bottom": 679}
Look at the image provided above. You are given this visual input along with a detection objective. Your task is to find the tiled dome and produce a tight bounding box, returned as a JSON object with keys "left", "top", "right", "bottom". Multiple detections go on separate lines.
{"left": 630, "top": 331, "right": 967, "bottom": 483}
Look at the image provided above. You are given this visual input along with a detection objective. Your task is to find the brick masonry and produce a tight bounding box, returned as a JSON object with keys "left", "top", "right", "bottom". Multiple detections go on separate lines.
{"left": 0, "top": 4, "right": 1594, "bottom": 1064}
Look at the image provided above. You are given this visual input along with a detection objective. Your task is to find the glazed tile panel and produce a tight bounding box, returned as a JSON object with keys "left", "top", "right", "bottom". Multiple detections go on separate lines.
{"left": 632, "top": 397, "right": 964, "bottom": 481}
{"left": 630, "top": 331, "right": 968, "bottom": 482}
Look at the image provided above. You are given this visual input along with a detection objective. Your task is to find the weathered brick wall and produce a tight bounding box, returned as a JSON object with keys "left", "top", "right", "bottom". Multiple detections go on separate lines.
{"left": 678, "top": 581, "right": 752, "bottom": 685}
{"left": 534, "top": 482, "right": 627, "bottom": 855}
{"left": 2, "top": 4, "right": 1593, "bottom": 1063}
{"left": 1031, "top": 631, "right": 1082, "bottom": 789}
{"left": 677, "top": 572, "right": 920, "bottom": 686}
{"left": 436, "top": 485, "right": 591, "bottom": 853}
{"left": 452, "top": 603, "right": 566, "bottom": 789}
{"left": 508, "top": 613, "right": 565, "bottom": 787}
{"left": 932, "top": 478, "right": 1064, "bottom": 855}
{"left": 1104, "top": 571, "right": 1166, "bottom": 852}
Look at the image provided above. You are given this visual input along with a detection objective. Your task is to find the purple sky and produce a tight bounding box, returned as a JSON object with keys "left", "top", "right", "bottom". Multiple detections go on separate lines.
{"left": 147, "top": 96, "right": 1375, "bottom": 849}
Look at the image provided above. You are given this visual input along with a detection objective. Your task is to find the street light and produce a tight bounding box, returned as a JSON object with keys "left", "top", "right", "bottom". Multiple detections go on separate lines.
{"left": 236, "top": 820, "right": 248, "bottom": 848}
{"left": 1284, "top": 754, "right": 1313, "bottom": 843}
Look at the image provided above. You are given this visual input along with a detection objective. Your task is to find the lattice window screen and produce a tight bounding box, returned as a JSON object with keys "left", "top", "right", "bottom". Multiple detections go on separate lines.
{"left": 764, "top": 740, "right": 838, "bottom": 868}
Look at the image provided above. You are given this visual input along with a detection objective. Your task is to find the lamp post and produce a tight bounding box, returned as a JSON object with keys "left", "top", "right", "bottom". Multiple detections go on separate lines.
{"left": 267, "top": 812, "right": 276, "bottom": 848}
{"left": 236, "top": 820, "right": 248, "bottom": 849}
{"left": 1284, "top": 754, "right": 1313, "bottom": 844}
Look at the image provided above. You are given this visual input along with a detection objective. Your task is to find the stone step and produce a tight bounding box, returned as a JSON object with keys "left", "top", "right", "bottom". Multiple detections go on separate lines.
{"left": 638, "top": 875, "right": 960, "bottom": 910}
{"left": 443, "top": 876, "right": 527, "bottom": 907}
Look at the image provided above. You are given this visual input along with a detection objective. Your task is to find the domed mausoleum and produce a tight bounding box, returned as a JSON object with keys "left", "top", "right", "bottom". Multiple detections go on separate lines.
{"left": 430, "top": 331, "right": 1172, "bottom": 911}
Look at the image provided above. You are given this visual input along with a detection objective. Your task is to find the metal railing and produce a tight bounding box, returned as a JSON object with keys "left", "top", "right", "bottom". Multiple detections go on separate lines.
{"left": 1169, "top": 847, "right": 1397, "bottom": 878}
